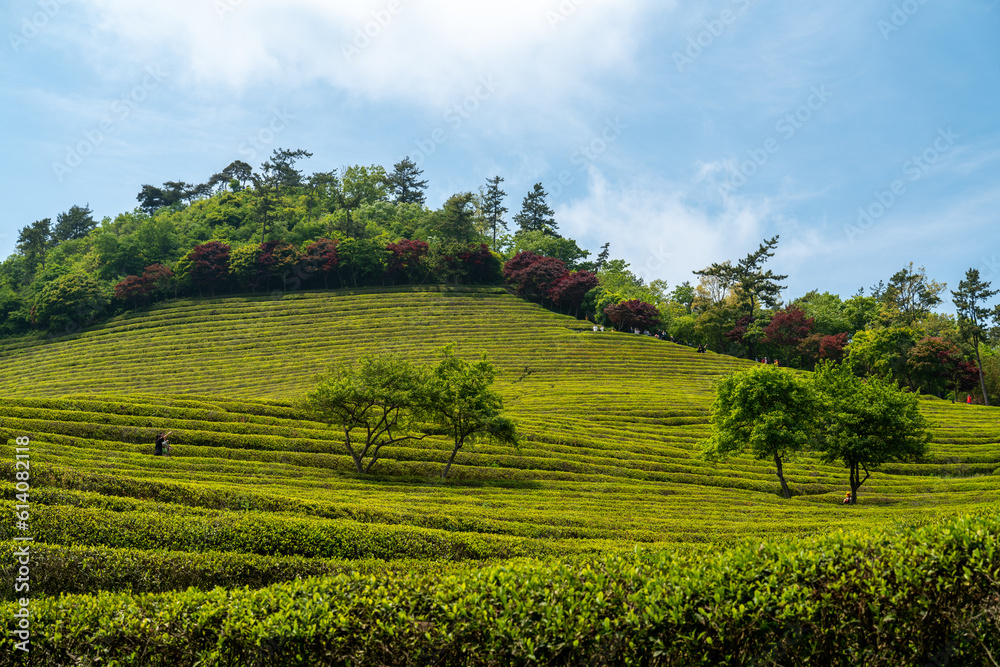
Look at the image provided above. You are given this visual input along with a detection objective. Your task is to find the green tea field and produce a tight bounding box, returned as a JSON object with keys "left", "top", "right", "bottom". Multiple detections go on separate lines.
{"left": 1, "top": 286, "right": 998, "bottom": 665}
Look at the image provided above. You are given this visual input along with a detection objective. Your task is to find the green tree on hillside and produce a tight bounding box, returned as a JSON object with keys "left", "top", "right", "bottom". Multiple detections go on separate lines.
{"left": 54, "top": 204, "right": 96, "bottom": 242}
{"left": 479, "top": 175, "right": 508, "bottom": 249}
{"left": 423, "top": 345, "right": 517, "bottom": 479}
{"left": 704, "top": 365, "right": 819, "bottom": 499}
{"left": 388, "top": 157, "right": 428, "bottom": 205}
{"left": 16, "top": 218, "right": 54, "bottom": 277}
{"left": 813, "top": 362, "right": 929, "bottom": 504}
{"left": 952, "top": 268, "right": 998, "bottom": 405}
{"left": 880, "top": 263, "right": 946, "bottom": 326}
{"left": 513, "top": 183, "right": 558, "bottom": 237}
{"left": 305, "top": 355, "right": 428, "bottom": 474}
{"left": 434, "top": 193, "right": 478, "bottom": 243}
{"left": 33, "top": 273, "right": 109, "bottom": 334}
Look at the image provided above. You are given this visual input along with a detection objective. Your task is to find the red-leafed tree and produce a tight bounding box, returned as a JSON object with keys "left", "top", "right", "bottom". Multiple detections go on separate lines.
{"left": 604, "top": 299, "right": 661, "bottom": 332}
{"left": 141, "top": 263, "right": 175, "bottom": 300}
{"left": 550, "top": 270, "right": 598, "bottom": 317}
{"left": 907, "top": 336, "right": 980, "bottom": 398}
{"left": 303, "top": 238, "right": 340, "bottom": 289}
{"left": 458, "top": 243, "right": 503, "bottom": 285}
{"left": 763, "top": 306, "right": 815, "bottom": 364}
{"left": 258, "top": 240, "right": 302, "bottom": 291}
{"left": 503, "top": 252, "right": 568, "bottom": 303}
{"left": 185, "top": 241, "right": 230, "bottom": 296}
{"left": 798, "top": 332, "right": 849, "bottom": 369}
{"left": 114, "top": 275, "right": 149, "bottom": 312}
{"left": 386, "top": 239, "right": 430, "bottom": 284}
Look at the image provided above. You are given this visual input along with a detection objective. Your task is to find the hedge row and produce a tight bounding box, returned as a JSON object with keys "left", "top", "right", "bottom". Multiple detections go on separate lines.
{"left": 2, "top": 511, "right": 997, "bottom": 666}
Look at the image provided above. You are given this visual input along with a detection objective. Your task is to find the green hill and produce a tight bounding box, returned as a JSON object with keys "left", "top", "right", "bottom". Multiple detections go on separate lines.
{"left": 1, "top": 286, "right": 998, "bottom": 664}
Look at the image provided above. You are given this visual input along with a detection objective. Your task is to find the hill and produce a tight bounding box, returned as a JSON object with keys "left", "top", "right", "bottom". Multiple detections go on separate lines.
{"left": 0, "top": 286, "right": 998, "bottom": 664}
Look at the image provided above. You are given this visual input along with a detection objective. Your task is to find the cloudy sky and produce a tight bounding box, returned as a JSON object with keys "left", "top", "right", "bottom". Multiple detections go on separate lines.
{"left": 2, "top": 0, "right": 998, "bottom": 303}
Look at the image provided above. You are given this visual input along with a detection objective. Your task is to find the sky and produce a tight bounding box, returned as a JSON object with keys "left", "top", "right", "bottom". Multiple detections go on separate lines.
{"left": 1, "top": 0, "right": 998, "bottom": 305}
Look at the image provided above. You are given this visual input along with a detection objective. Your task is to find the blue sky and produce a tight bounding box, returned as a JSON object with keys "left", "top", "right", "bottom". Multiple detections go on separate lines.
{"left": 1, "top": 0, "right": 998, "bottom": 305}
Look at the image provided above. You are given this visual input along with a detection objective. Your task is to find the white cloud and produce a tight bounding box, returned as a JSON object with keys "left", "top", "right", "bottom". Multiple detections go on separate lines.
{"left": 557, "top": 168, "right": 771, "bottom": 287}
{"left": 72, "top": 0, "right": 659, "bottom": 111}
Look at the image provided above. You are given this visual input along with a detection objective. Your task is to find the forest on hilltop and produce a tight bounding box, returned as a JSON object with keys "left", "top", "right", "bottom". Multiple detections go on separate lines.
{"left": 4, "top": 148, "right": 1000, "bottom": 404}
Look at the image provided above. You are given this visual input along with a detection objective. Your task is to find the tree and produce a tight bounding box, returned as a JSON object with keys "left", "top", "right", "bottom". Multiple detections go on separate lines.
{"left": 479, "top": 176, "right": 508, "bottom": 249}
{"left": 33, "top": 274, "right": 109, "bottom": 334}
{"left": 881, "top": 263, "right": 946, "bottom": 326}
{"left": 305, "top": 355, "right": 428, "bottom": 474}
{"left": 179, "top": 242, "right": 230, "bottom": 296}
{"left": 435, "top": 193, "right": 477, "bottom": 243}
{"left": 762, "top": 306, "right": 815, "bottom": 365}
{"left": 341, "top": 164, "right": 390, "bottom": 206}
{"left": 510, "top": 230, "right": 590, "bottom": 270}
{"left": 907, "top": 337, "right": 979, "bottom": 399}
{"left": 550, "top": 271, "right": 599, "bottom": 317}
{"left": 845, "top": 327, "right": 920, "bottom": 387}
{"left": 593, "top": 242, "right": 611, "bottom": 273}
{"left": 797, "top": 333, "right": 848, "bottom": 369}
{"left": 303, "top": 238, "right": 340, "bottom": 289}
{"left": 813, "top": 362, "right": 929, "bottom": 505}
{"left": 388, "top": 156, "right": 428, "bottom": 205}
{"left": 513, "top": 183, "right": 558, "bottom": 237}
{"left": 695, "top": 236, "right": 787, "bottom": 314}
{"left": 114, "top": 275, "right": 149, "bottom": 312}
{"left": 604, "top": 299, "right": 661, "bottom": 332}
{"left": 704, "top": 365, "right": 819, "bottom": 499}
{"left": 16, "top": 218, "right": 54, "bottom": 276}
{"left": 257, "top": 240, "right": 302, "bottom": 291}
{"left": 54, "top": 204, "right": 96, "bottom": 242}
{"left": 952, "top": 268, "right": 998, "bottom": 405}
{"left": 423, "top": 345, "right": 517, "bottom": 479}
{"left": 503, "top": 252, "right": 568, "bottom": 303}
{"left": 386, "top": 239, "right": 430, "bottom": 285}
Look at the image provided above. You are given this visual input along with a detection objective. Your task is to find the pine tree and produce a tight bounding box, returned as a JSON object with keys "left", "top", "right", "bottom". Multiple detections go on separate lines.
{"left": 513, "top": 183, "right": 558, "bottom": 237}
{"left": 54, "top": 204, "right": 96, "bottom": 242}
{"left": 594, "top": 242, "right": 610, "bottom": 272}
{"left": 479, "top": 176, "right": 508, "bottom": 248}
{"left": 952, "top": 268, "right": 998, "bottom": 405}
{"left": 389, "top": 156, "right": 428, "bottom": 205}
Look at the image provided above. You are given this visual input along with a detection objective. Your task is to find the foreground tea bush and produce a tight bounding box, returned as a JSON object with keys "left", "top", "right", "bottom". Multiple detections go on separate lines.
{"left": 4, "top": 512, "right": 997, "bottom": 666}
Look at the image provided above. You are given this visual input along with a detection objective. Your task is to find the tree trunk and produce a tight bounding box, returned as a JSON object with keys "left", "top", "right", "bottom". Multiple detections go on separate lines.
{"left": 849, "top": 461, "right": 870, "bottom": 505}
{"left": 441, "top": 438, "right": 463, "bottom": 479}
{"left": 773, "top": 452, "right": 791, "bottom": 499}
{"left": 974, "top": 336, "right": 990, "bottom": 406}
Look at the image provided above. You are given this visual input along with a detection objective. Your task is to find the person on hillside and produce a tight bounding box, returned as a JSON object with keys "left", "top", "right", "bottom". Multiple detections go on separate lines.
{"left": 697, "top": 344, "right": 706, "bottom": 353}
{"left": 154, "top": 431, "right": 173, "bottom": 456}
{"left": 843, "top": 491, "right": 852, "bottom": 505}
{"left": 967, "top": 394, "right": 973, "bottom": 404}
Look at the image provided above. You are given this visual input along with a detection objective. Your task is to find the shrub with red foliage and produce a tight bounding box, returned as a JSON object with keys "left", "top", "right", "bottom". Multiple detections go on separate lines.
{"left": 798, "top": 332, "right": 849, "bottom": 368}
{"left": 550, "top": 271, "right": 598, "bottom": 313}
{"left": 604, "top": 299, "right": 661, "bottom": 332}
{"left": 303, "top": 238, "right": 340, "bottom": 288}
{"left": 114, "top": 275, "right": 149, "bottom": 310}
{"left": 503, "top": 252, "right": 568, "bottom": 302}
{"left": 457, "top": 243, "right": 502, "bottom": 284}
{"left": 189, "top": 241, "right": 230, "bottom": 293}
{"left": 386, "top": 239, "right": 430, "bottom": 284}
{"left": 763, "top": 306, "right": 815, "bottom": 349}
{"left": 258, "top": 240, "right": 303, "bottom": 289}
{"left": 908, "top": 336, "right": 979, "bottom": 396}
{"left": 141, "top": 263, "right": 175, "bottom": 298}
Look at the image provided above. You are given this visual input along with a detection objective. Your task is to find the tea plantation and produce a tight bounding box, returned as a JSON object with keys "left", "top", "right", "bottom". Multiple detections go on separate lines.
{"left": 1, "top": 286, "right": 998, "bottom": 665}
